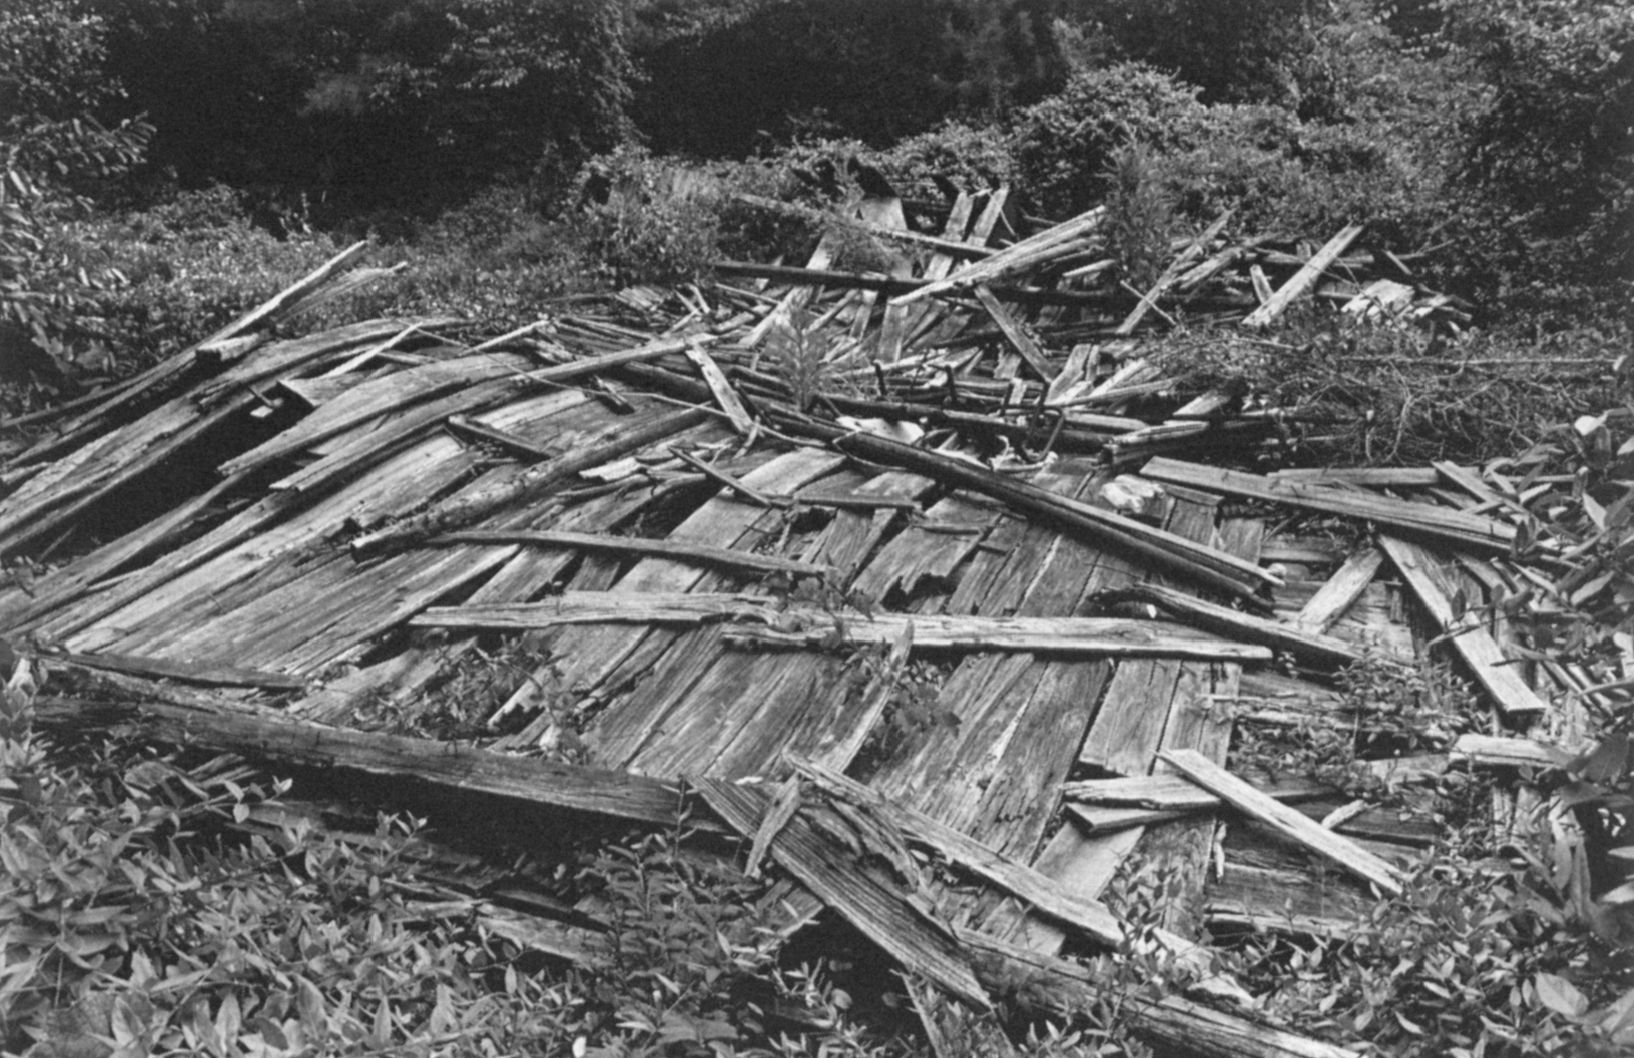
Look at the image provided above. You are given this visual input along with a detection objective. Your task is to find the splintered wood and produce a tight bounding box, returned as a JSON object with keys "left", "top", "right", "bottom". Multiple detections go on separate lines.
{"left": 0, "top": 194, "right": 1560, "bottom": 1058}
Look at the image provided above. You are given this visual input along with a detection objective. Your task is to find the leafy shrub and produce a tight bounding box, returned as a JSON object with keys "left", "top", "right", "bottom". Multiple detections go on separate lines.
{"left": 1, "top": 1, "right": 150, "bottom": 380}
{"left": 1010, "top": 62, "right": 1207, "bottom": 217}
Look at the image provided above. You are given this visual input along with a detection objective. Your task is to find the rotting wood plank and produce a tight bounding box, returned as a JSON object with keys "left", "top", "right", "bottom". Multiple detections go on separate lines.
{"left": 51, "top": 650, "right": 306, "bottom": 691}
{"left": 543, "top": 448, "right": 847, "bottom": 741}
{"left": 1141, "top": 457, "right": 1526, "bottom": 556}
{"left": 954, "top": 928, "right": 1356, "bottom": 1058}
{"left": 693, "top": 777, "right": 992, "bottom": 1011}
{"left": 270, "top": 377, "right": 529, "bottom": 493}
{"left": 789, "top": 759, "right": 1161, "bottom": 953}
{"left": 416, "top": 594, "right": 1270, "bottom": 662}
{"left": 1115, "top": 582, "right": 1378, "bottom": 667}
{"left": 1206, "top": 862, "right": 1371, "bottom": 939}
{"left": 349, "top": 406, "right": 711, "bottom": 553}
{"left": 849, "top": 492, "right": 997, "bottom": 603}
{"left": 1063, "top": 773, "right": 1332, "bottom": 811}
{"left": 1378, "top": 534, "right": 1549, "bottom": 716}
{"left": 770, "top": 413, "right": 1278, "bottom": 600}
{"left": 219, "top": 351, "right": 537, "bottom": 475}
{"left": 1159, "top": 748, "right": 1405, "bottom": 897}
{"left": 1242, "top": 224, "right": 1365, "bottom": 328}
{"left": 973, "top": 286, "right": 1057, "bottom": 381}
{"left": 63, "top": 396, "right": 656, "bottom": 656}
{"left": 1294, "top": 547, "right": 1385, "bottom": 633}
{"left": 430, "top": 530, "right": 836, "bottom": 579}
{"left": 51, "top": 696, "right": 687, "bottom": 824}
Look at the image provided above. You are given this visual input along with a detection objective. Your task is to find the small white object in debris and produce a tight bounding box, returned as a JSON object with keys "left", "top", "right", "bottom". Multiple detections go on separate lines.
{"left": 579, "top": 456, "right": 643, "bottom": 482}
{"left": 835, "top": 416, "right": 925, "bottom": 445}
{"left": 1100, "top": 474, "right": 1165, "bottom": 514}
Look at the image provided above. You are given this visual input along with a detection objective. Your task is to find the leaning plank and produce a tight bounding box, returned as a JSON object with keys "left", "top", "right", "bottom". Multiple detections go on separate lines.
{"left": 789, "top": 759, "right": 1127, "bottom": 948}
{"left": 195, "top": 241, "right": 370, "bottom": 357}
{"left": 955, "top": 928, "right": 1355, "bottom": 1058}
{"left": 57, "top": 696, "right": 685, "bottom": 825}
{"left": 431, "top": 531, "right": 837, "bottom": 578}
{"left": 972, "top": 286, "right": 1057, "bottom": 381}
{"left": 1159, "top": 748, "right": 1405, "bottom": 897}
{"left": 890, "top": 206, "right": 1107, "bottom": 306}
{"left": 412, "top": 596, "right": 1272, "bottom": 661}
{"left": 1116, "top": 582, "right": 1374, "bottom": 667}
{"left": 1377, "top": 535, "right": 1549, "bottom": 715}
{"left": 1141, "top": 457, "right": 1523, "bottom": 555}
{"left": 1294, "top": 547, "right": 1385, "bottom": 632}
{"left": 693, "top": 777, "right": 991, "bottom": 1011}
{"left": 1242, "top": 224, "right": 1364, "bottom": 328}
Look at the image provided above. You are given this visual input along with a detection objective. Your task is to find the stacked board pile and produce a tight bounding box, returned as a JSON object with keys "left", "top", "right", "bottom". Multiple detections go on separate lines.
{"left": 0, "top": 193, "right": 1596, "bottom": 1058}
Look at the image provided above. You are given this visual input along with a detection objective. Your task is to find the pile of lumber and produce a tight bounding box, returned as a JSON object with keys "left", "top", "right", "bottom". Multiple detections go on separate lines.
{"left": 0, "top": 191, "right": 1609, "bottom": 1058}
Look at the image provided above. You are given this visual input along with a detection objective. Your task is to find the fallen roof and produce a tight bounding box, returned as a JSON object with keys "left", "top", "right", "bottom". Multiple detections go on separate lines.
{"left": 0, "top": 192, "right": 1585, "bottom": 1057}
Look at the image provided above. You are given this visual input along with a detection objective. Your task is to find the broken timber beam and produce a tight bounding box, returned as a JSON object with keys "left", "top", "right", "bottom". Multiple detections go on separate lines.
{"left": 955, "top": 928, "right": 1356, "bottom": 1058}
{"left": 1242, "top": 224, "right": 1364, "bottom": 328}
{"left": 694, "top": 776, "right": 993, "bottom": 1011}
{"left": 350, "top": 406, "right": 709, "bottom": 554}
{"left": 1159, "top": 748, "right": 1405, "bottom": 897}
{"left": 412, "top": 594, "right": 1273, "bottom": 662}
{"left": 45, "top": 696, "right": 687, "bottom": 826}
{"left": 430, "top": 531, "right": 838, "bottom": 579}
{"left": 765, "top": 411, "right": 1278, "bottom": 601}
{"left": 1140, "top": 457, "right": 1526, "bottom": 556}
{"left": 1111, "top": 582, "right": 1378, "bottom": 667}
{"left": 1377, "top": 535, "right": 1549, "bottom": 716}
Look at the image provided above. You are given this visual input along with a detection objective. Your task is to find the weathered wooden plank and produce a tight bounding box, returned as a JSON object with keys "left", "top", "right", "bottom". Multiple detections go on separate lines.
{"left": 1378, "top": 534, "right": 1549, "bottom": 715}
{"left": 973, "top": 286, "right": 1057, "bottom": 381}
{"left": 693, "top": 777, "right": 992, "bottom": 1010}
{"left": 1078, "top": 657, "right": 1185, "bottom": 773}
{"left": 66, "top": 396, "right": 644, "bottom": 657}
{"left": 1242, "top": 223, "right": 1364, "bottom": 328}
{"left": 56, "top": 696, "right": 686, "bottom": 824}
{"left": 1294, "top": 547, "right": 1385, "bottom": 633}
{"left": 1063, "top": 773, "right": 1332, "bottom": 811}
{"left": 1206, "top": 862, "right": 1371, "bottom": 938}
{"left": 1120, "top": 582, "right": 1376, "bottom": 667}
{"left": 1142, "top": 457, "right": 1524, "bottom": 555}
{"left": 1451, "top": 733, "right": 1571, "bottom": 769}
{"left": 791, "top": 759, "right": 1131, "bottom": 947}
{"left": 1159, "top": 748, "right": 1405, "bottom": 897}
{"left": 850, "top": 493, "right": 998, "bottom": 603}
{"left": 955, "top": 928, "right": 1355, "bottom": 1058}
{"left": 195, "top": 241, "right": 371, "bottom": 357}
{"left": 53, "top": 649, "right": 306, "bottom": 691}
{"left": 779, "top": 419, "right": 1279, "bottom": 599}
{"left": 431, "top": 530, "right": 836, "bottom": 578}
{"left": 415, "top": 594, "right": 1271, "bottom": 661}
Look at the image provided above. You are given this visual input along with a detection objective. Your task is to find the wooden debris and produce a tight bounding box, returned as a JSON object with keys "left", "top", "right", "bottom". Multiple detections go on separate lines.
{"left": 1142, "top": 457, "right": 1527, "bottom": 555}
{"left": 1159, "top": 748, "right": 1406, "bottom": 897}
{"left": 1113, "top": 582, "right": 1376, "bottom": 667}
{"left": 694, "top": 776, "right": 993, "bottom": 1011}
{"left": 1294, "top": 547, "right": 1385, "bottom": 632}
{"left": 1242, "top": 224, "right": 1365, "bottom": 328}
{"left": 430, "top": 530, "right": 836, "bottom": 578}
{"left": 1378, "top": 535, "right": 1549, "bottom": 715}
{"left": 413, "top": 594, "right": 1271, "bottom": 661}
{"left": 50, "top": 696, "right": 688, "bottom": 825}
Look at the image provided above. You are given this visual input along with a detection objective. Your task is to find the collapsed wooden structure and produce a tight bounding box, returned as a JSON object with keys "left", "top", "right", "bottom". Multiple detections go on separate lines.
{"left": 0, "top": 192, "right": 1591, "bottom": 1057}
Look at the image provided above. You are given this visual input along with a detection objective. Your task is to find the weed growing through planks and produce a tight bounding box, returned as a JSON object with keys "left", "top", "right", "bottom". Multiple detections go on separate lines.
{"left": 769, "top": 305, "right": 829, "bottom": 411}
{"left": 1102, "top": 143, "right": 1175, "bottom": 292}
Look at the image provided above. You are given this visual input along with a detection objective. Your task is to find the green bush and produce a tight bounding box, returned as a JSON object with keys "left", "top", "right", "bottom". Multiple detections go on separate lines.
{"left": 1010, "top": 62, "right": 1207, "bottom": 217}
